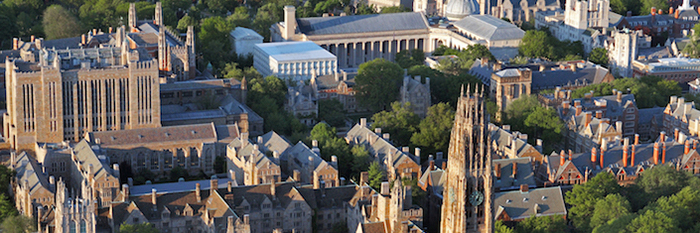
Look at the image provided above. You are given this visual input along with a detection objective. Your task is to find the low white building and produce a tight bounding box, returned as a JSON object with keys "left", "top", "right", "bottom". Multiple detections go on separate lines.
{"left": 451, "top": 15, "right": 525, "bottom": 60}
{"left": 253, "top": 41, "right": 337, "bottom": 80}
{"left": 689, "top": 78, "right": 700, "bottom": 95}
{"left": 230, "top": 27, "right": 263, "bottom": 57}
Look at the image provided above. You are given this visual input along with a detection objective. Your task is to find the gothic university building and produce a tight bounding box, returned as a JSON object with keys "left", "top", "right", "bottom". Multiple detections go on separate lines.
{"left": 441, "top": 86, "right": 494, "bottom": 233}
{"left": 3, "top": 2, "right": 195, "bottom": 152}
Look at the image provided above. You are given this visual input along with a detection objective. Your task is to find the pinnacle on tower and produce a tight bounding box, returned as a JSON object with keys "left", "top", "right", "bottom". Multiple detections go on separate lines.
{"left": 128, "top": 3, "right": 137, "bottom": 33}
{"left": 155, "top": 2, "right": 163, "bottom": 26}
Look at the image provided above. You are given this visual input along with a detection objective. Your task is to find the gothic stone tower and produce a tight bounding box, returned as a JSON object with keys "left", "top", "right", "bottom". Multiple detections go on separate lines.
{"left": 440, "top": 85, "right": 494, "bottom": 233}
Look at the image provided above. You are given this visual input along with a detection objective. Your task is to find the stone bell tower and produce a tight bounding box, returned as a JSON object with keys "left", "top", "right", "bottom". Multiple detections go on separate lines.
{"left": 440, "top": 85, "right": 494, "bottom": 233}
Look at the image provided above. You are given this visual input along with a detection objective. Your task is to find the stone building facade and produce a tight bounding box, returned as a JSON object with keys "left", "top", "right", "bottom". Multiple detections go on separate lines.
{"left": 85, "top": 123, "right": 240, "bottom": 179}
{"left": 226, "top": 133, "right": 283, "bottom": 186}
{"left": 490, "top": 68, "right": 531, "bottom": 118}
{"left": 400, "top": 76, "right": 431, "bottom": 118}
{"left": 11, "top": 152, "right": 55, "bottom": 218}
{"left": 440, "top": 86, "right": 494, "bottom": 233}
{"left": 346, "top": 120, "right": 422, "bottom": 180}
{"left": 310, "top": 71, "right": 364, "bottom": 113}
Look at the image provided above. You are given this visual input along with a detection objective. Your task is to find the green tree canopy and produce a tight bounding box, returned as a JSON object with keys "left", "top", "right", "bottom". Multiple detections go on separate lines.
{"left": 523, "top": 106, "right": 563, "bottom": 152}
{"left": 371, "top": 102, "right": 420, "bottom": 146}
{"left": 395, "top": 49, "right": 425, "bottom": 69}
{"left": 1, "top": 215, "right": 36, "bottom": 233}
{"left": 625, "top": 210, "right": 680, "bottom": 233}
{"left": 514, "top": 215, "right": 567, "bottom": 233}
{"left": 641, "top": 0, "right": 669, "bottom": 15}
{"left": 565, "top": 172, "right": 622, "bottom": 232}
{"left": 43, "top": 5, "right": 83, "bottom": 40}
{"left": 519, "top": 30, "right": 551, "bottom": 59}
{"left": 119, "top": 223, "right": 160, "bottom": 233}
{"left": 355, "top": 58, "right": 404, "bottom": 112}
{"left": 591, "top": 194, "right": 632, "bottom": 228}
{"left": 589, "top": 47, "right": 609, "bottom": 67}
{"left": 570, "top": 76, "right": 681, "bottom": 108}
{"left": 380, "top": 5, "right": 409, "bottom": 13}
{"left": 350, "top": 145, "right": 372, "bottom": 179}
{"left": 410, "top": 103, "right": 455, "bottom": 157}
{"left": 368, "top": 161, "right": 385, "bottom": 190}
{"left": 683, "top": 23, "right": 700, "bottom": 58}
{"left": 318, "top": 99, "right": 346, "bottom": 127}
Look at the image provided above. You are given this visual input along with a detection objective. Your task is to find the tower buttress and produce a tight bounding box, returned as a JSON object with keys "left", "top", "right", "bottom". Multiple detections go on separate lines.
{"left": 155, "top": 2, "right": 163, "bottom": 26}
{"left": 158, "top": 26, "right": 169, "bottom": 72}
{"left": 128, "top": 3, "right": 137, "bottom": 32}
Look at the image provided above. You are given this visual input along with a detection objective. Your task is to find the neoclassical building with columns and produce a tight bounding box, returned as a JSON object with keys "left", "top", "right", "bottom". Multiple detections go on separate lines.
{"left": 271, "top": 6, "right": 524, "bottom": 67}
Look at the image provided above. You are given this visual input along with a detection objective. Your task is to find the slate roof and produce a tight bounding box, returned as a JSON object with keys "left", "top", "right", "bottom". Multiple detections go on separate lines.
{"left": 72, "top": 140, "right": 116, "bottom": 181}
{"left": 43, "top": 36, "right": 83, "bottom": 49}
{"left": 286, "top": 141, "right": 333, "bottom": 173}
{"left": 130, "top": 178, "right": 233, "bottom": 196}
{"left": 13, "top": 152, "right": 53, "bottom": 195}
{"left": 493, "top": 157, "right": 536, "bottom": 191}
{"left": 297, "top": 185, "right": 360, "bottom": 209}
{"left": 489, "top": 0, "right": 558, "bottom": 8}
{"left": 88, "top": 123, "right": 218, "bottom": 147}
{"left": 494, "top": 186, "right": 567, "bottom": 220}
{"left": 531, "top": 62, "right": 612, "bottom": 90}
{"left": 160, "top": 79, "right": 228, "bottom": 91}
{"left": 296, "top": 12, "right": 429, "bottom": 36}
{"left": 452, "top": 15, "right": 525, "bottom": 41}
{"left": 489, "top": 123, "right": 542, "bottom": 160}
{"left": 567, "top": 93, "right": 637, "bottom": 119}
{"left": 258, "top": 131, "right": 292, "bottom": 157}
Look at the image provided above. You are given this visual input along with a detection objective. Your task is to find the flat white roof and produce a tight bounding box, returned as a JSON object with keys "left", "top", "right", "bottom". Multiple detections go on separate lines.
{"left": 255, "top": 41, "right": 336, "bottom": 62}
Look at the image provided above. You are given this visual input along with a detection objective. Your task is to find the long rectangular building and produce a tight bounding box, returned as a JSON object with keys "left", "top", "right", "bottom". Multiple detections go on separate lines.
{"left": 4, "top": 45, "right": 161, "bottom": 152}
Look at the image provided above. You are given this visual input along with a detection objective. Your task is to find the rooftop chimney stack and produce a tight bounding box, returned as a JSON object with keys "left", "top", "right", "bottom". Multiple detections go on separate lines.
{"left": 495, "top": 163, "right": 502, "bottom": 178}
{"left": 560, "top": 150, "right": 566, "bottom": 166}
{"left": 591, "top": 147, "right": 597, "bottom": 163}
{"left": 675, "top": 128, "right": 680, "bottom": 142}
{"left": 653, "top": 142, "right": 660, "bottom": 165}
{"left": 623, "top": 138, "right": 629, "bottom": 167}
{"left": 660, "top": 131, "right": 666, "bottom": 142}
{"left": 635, "top": 134, "right": 640, "bottom": 145}
{"left": 196, "top": 183, "right": 201, "bottom": 202}
{"left": 122, "top": 184, "right": 129, "bottom": 202}
{"left": 631, "top": 144, "right": 636, "bottom": 167}
{"left": 662, "top": 142, "right": 667, "bottom": 164}
{"left": 152, "top": 189, "right": 157, "bottom": 205}
{"left": 211, "top": 176, "right": 218, "bottom": 190}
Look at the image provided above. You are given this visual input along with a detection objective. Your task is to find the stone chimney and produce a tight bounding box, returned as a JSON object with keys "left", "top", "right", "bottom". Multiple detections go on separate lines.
{"left": 122, "top": 184, "right": 129, "bottom": 202}
{"left": 536, "top": 139, "right": 543, "bottom": 153}
{"left": 568, "top": 149, "right": 573, "bottom": 161}
{"left": 660, "top": 131, "right": 666, "bottom": 142}
{"left": 576, "top": 106, "right": 583, "bottom": 116}
{"left": 12, "top": 38, "right": 18, "bottom": 50}
{"left": 360, "top": 171, "right": 369, "bottom": 185}
{"left": 635, "top": 134, "right": 640, "bottom": 145}
{"left": 283, "top": 6, "right": 296, "bottom": 40}
{"left": 381, "top": 182, "right": 390, "bottom": 195}
{"left": 331, "top": 155, "right": 338, "bottom": 169}
{"left": 228, "top": 216, "right": 235, "bottom": 229}
{"left": 585, "top": 112, "right": 592, "bottom": 127}
{"left": 675, "top": 128, "right": 680, "bottom": 142}
{"left": 152, "top": 189, "right": 157, "bottom": 205}
{"left": 512, "top": 162, "right": 518, "bottom": 178}
{"left": 228, "top": 181, "right": 233, "bottom": 192}
{"left": 595, "top": 111, "right": 602, "bottom": 119}
{"left": 196, "top": 183, "right": 202, "bottom": 202}
{"left": 653, "top": 142, "right": 660, "bottom": 165}
{"left": 591, "top": 147, "right": 597, "bottom": 163}
{"left": 617, "top": 92, "right": 622, "bottom": 102}
{"left": 437, "top": 152, "right": 443, "bottom": 160}
{"left": 211, "top": 176, "right": 218, "bottom": 190}
{"left": 685, "top": 140, "right": 691, "bottom": 155}
{"left": 374, "top": 128, "right": 382, "bottom": 135}
{"left": 360, "top": 118, "right": 367, "bottom": 128}
{"left": 519, "top": 184, "right": 529, "bottom": 193}
{"left": 271, "top": 179, "right": 277, "bottom": 199}
{"left": 313, "top": 171, "right": 320, "bottom": 189}
{"left": 495, "top": 163, "right": 501, "bottom": 179}
{"left": 383, "top": 133, "right": 390, "bottom": 140}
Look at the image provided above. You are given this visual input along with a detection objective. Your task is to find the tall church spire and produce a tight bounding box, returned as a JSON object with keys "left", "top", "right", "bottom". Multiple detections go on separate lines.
{"left": 440, "top": 87, "right": 494, "bottom": 233}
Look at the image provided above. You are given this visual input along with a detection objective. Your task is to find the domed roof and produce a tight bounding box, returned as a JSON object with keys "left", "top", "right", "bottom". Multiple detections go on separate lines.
{"left": 444, "top": 0, "right": 480, "bottom": 21}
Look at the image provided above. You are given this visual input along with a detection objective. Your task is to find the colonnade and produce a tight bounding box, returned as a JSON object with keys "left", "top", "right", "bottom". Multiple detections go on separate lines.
{"left": 319, "top": 38, "right": 426, "bottom": 69}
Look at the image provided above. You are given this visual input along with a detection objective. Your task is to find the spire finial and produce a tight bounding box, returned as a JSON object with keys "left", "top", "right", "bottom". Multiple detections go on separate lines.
{"left": 466, "top": 83, "right": 471, "bottom": 96}
{"left": 460, "top": 84, "right": 464, "bottom": 97}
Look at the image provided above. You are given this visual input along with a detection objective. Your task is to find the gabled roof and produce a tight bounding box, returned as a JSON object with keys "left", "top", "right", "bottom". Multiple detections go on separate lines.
{"left": 531, "top": 62, "right": 612, "bottom": 90}
{"left": 88, "top": 123, "right": 218, "bottom": 147}
{"left": 296, "top": 12, "right": 429, "bottom": 36}
{"left": 72, "top": 140, "right": 116, "bottom": 181}
{"left": 452, "top": 15, "right": 525, "bottom": 41}
{"left": 494, "top": 186, "right": 567, "bottom": 220}
{"left": 13, "top": 152, "right": 53, "bottom": 195}
{"left": 259, "top": 131, "right": 292, "bottom": 156}
{"left": 494, "top": 157, "right": 536, "bottom": 190}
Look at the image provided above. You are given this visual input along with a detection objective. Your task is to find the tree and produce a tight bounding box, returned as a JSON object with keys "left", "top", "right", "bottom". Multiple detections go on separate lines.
{"left": 1, "top": 215, "right": 36, "bottom": 233}
{"left": 395, "top": 49, "right": 425, "bottom": 69}
{"left": 309, "top": 123, "right": 352, "bottom": 177}
{"left": 42, "top": 5, "right": 83, "bottom": 40}
{"left": 253, "top": 3, "right": 282, "bottom": 41}
{"left": 0, "top": 165, "right": 16, "bottom": 197}
{"left": 198, "top": 16, "right": 234, "bottom": 72}
{"left": 589, "top": 47, "right": 609, "bottom": 67}
{"left": 371, "top": 102, "right": 420, "bottom": 146}
{"left": 634, "top": 165, "right": 694, "bottom": 207}
{"left": 169, "top": 166, "right": 189, "bottom": 181}
{"left": 519, "top": 30, "right": 552, "bottom": 58}
{"left": 368, "top": 161, "right": 385, "bottom": 190}
{"left": 227, "top": 6, "right": 251, "bottom": 28}
{"left": 310, "top": 122, "right": 338, "bottom": 144}
{"left": 565, "top": 172, "right": 621, "bottom": 232}
{"left": 504, "top": 95, "right": 540, "bottom": 128}
{"left": 351, "top": 145, "right": 372, "bottom": 179}
{"left": 176, "top": 14, "right": 198, "bottom": 31}
{"left": 641, "top": 0, "right": 668, "bottom": 15}
{"left": 514, "top": 215, "right": 567, "bottom": 233}
{"left": 411, "top": 103, "right": 455, "bottom": 157}
{"left": 429, "top": 72, "right": 482, "bottom": 107}
{"left": 356, "top": 2, "right": 377, "bottom": 14}
{"left": 380, "top": 5, "right": 409, "bottom": 13}
{"left": 683, "top": 24, "right": 700, "bottom": 58}
{"left": 590, "top": 194, "right": 631, "bottom": 229}
{"left": 119, "top": 223, "right": 160, "bottom": 233}
{"left": 592, "top": 214, "right": 636, "bottom": 233}
{"left": 523, "top": 106, "right": 563, "bottom": 152}
{"left": 495, "top": 220, "right": 515, "bottom": 233}
{"left": 0, "top": 193, "right": 18, "bottom": 220}
{"left": 318, "top": 99, "right": 346, "bottom": 127}
{"left": 214, "top": 156, "right": 227, "bottom": 173}
{"left": 355, "top": 58, "right": 404, "bottom": 112}
{"left": 625, "top": 210, "right": 680, "bottom": 233}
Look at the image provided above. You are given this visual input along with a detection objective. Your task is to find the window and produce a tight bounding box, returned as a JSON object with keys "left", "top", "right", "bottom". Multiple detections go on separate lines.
{"left": 182, "top": 91, "right": 193, "bottom": 97}
{"left": 264, "top": 213, "right": 270, "bottom": 218}
{"left": 196, "top": 91, "right": 203, "bottom": 96}
{"left": 133, "top": 218, "right": 139, "bottom": 223}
